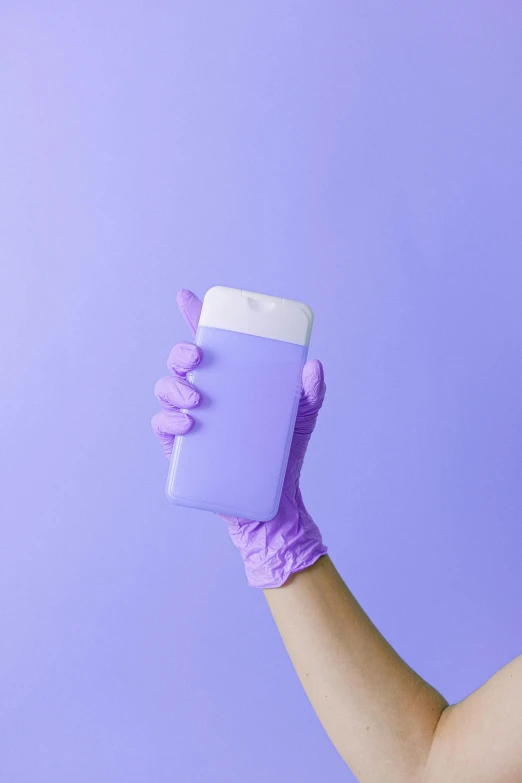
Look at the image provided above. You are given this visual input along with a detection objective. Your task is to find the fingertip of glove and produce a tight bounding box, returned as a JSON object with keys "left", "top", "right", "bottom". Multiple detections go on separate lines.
{"left": 167, "top": 341, "right": 203, "bottom": 374}
{"left": 302, "top": 359, "right": 325, "bottom": 398}
{"left": 303, "top": 359, "right": 323, "bottom": 382}
{"left": 177, "top": 288, "right": 192, "bottom": 306}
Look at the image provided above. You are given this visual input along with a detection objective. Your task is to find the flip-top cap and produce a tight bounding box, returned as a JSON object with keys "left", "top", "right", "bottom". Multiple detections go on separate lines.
{"left": 198, "top": 286, "right": 313, "bottom": 346}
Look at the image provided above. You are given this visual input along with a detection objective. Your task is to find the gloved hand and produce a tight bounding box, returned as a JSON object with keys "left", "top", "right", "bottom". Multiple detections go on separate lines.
{"left": 151, "top": 289, "right": 328, "bottom": 588}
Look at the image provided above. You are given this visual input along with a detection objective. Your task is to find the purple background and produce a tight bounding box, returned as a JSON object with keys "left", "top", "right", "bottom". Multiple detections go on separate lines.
{"left": 1, "top": 3, "right": 521, "bottom": 781}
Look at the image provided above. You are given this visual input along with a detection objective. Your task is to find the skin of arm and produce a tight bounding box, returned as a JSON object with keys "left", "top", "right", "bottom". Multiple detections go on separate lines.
{"left": 264, "top": 554, "right": 522, "bottom": 783}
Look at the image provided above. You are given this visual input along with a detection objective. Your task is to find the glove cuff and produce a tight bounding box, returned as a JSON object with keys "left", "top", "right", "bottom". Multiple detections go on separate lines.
{"left": 245, "top": 543, "right": 328, "bottom": 589}
{"left": 227, "top": 499, "right": 327, "bottom": 589}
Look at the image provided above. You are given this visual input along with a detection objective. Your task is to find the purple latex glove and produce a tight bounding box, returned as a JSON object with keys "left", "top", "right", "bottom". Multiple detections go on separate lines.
{"left": 151, "top": 289, "right": 328, "bottom": 588}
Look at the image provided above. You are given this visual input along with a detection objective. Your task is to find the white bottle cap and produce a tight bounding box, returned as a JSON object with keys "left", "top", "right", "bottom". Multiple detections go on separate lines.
{"left": 198, "top": 286, "right": 313, "bottom": 346}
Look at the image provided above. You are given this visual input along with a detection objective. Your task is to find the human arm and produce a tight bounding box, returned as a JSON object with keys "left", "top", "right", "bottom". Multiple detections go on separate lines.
{"left": 151, "top": 289, "right": 522, "bottom": 783}
{"left": 423, "top": 653, "right": 522, "bottom": 783}
{"left": 264, "top": 554, "right": 448, "bottom": 783}
{"left": 265, "top": 556, "right": 522, "bottom": 783}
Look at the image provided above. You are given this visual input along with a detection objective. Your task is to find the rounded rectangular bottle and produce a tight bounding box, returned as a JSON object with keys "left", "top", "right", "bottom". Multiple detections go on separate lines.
{"left": 166, "top": 286, "right": 313, "bottom": 521}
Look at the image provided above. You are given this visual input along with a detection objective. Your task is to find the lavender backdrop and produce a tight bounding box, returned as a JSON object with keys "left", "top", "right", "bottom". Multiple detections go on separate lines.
{"left": 1, "top": 2, "right": 521, "bottom": 782}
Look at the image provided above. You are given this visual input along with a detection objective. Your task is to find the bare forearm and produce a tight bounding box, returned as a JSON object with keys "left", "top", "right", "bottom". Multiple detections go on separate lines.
{"left": 264, "top": 555, "right": 448, "bottom": 783}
